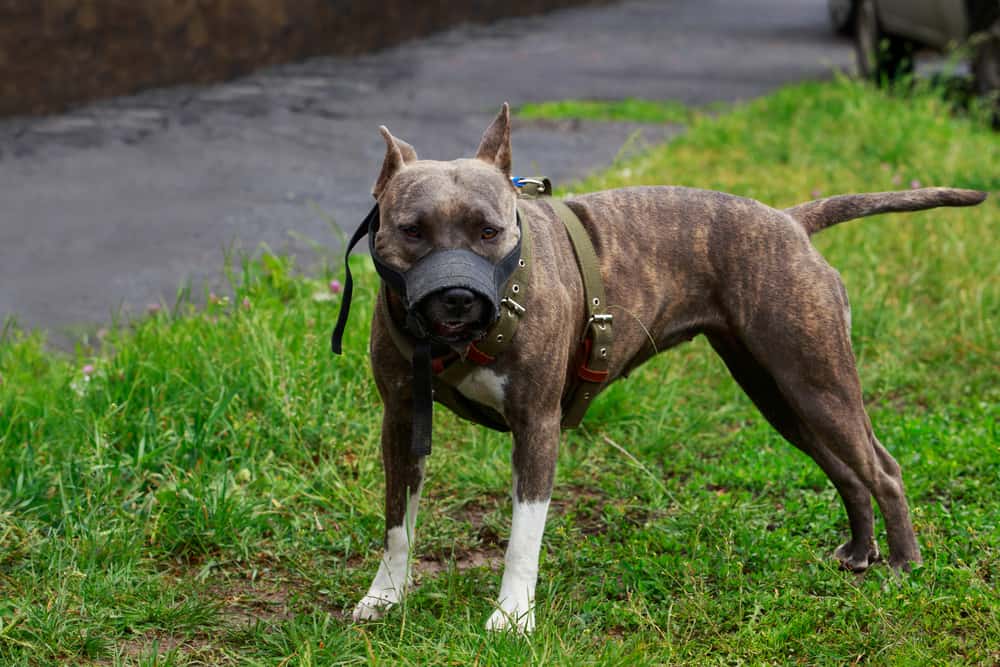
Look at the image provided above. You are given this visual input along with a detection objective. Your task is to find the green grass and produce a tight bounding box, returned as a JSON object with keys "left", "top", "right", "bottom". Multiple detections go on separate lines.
{"left": 2, "top": 78, "right": 998, "bottom": 665}
{"left": 518, "top": 98, "right": 696, "bottom": 125}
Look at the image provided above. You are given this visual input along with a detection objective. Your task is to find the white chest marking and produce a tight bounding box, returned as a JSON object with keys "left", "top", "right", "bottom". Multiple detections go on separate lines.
{"left": 455, "top": 367, "right": 508, "bottom": 415}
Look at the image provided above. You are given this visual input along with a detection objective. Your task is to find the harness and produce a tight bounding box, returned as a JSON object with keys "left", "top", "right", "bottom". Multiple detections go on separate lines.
{"left": 330, "top": 176, "right": 613, "bottom": 456}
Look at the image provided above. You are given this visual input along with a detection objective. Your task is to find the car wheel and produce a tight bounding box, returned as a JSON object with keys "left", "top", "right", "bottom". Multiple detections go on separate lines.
{"left": 854, "top": 0, "right": 914, "bottom": 85}
{"left": 828, "top": 0, "right": 857, "bottom": 36}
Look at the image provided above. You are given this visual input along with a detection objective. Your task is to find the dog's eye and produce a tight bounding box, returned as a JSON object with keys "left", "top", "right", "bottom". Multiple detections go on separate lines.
{"left": 400, "top": 225, "right": 421, "bottom": 239}
{"left": 481, "top": 227, "right": 499, "bottom": 240}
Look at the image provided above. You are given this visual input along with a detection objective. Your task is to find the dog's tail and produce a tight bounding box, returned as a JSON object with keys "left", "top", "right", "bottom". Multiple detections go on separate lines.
{"left": 785, "top": 187, "right": 987, "bottom": 236}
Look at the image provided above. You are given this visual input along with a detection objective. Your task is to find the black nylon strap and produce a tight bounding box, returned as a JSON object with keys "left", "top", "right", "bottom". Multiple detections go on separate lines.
{"left": 330, "top": 204, "right": 379, "bottom": 354}
{"left": 411, "top": 341, "right": 433, "bottom": 457}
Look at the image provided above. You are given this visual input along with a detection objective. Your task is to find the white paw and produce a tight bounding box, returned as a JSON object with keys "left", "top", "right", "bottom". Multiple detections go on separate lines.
{"left": 486, "top": 600, "right": 535, "bottom": 634}
{"left": 352, "top": 592, "right": 397, "bottom": 622}
{"left": 352, "top": 525, "right": 413, "bottom": 622}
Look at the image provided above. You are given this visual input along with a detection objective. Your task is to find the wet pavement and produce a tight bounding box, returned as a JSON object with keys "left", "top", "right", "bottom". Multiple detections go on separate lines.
{"left": 0, "top": 0, "right": 853, "bottom": 341}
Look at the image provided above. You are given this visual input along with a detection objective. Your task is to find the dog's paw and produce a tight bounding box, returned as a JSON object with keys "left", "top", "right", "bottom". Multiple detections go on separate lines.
{"left": 352, "top": 593, "right": 397, "bottom": 622}
{"left": 834, "top": 538, "right": 881, "bottom": 572}
{"left": 485, "top": 602, "right": 534, "bottom": 634}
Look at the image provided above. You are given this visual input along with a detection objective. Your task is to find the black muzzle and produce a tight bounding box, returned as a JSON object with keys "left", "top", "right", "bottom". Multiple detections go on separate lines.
{"left": 330, "top": 203, "right": 521, "bottom": 352}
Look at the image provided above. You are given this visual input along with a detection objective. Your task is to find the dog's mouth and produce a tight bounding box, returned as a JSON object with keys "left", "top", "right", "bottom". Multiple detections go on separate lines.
{"left": 432, "top": 319, "right": 483, "bottom": 343}
{"left": 419, "top": 288, "right": 492, "bottom": 344}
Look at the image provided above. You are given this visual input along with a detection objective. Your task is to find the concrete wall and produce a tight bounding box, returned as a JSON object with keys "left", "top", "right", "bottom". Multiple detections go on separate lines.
{"left": 0, "top": 0, "right": 606, "bottom": 117}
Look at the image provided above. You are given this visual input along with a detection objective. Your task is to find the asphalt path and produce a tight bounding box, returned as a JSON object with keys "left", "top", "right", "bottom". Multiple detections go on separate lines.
{"left": 0, "top": 0, "right": 853, "bottom": 343}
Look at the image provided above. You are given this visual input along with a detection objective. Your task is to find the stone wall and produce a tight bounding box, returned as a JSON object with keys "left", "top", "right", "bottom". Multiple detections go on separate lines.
{"left": 0, "top": 0, "right": 606, "bottom": 117}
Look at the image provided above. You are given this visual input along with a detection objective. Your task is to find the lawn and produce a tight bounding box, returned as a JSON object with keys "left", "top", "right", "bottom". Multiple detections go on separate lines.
{"left": 1, "top": 78, "right": 998, "bottom": 665}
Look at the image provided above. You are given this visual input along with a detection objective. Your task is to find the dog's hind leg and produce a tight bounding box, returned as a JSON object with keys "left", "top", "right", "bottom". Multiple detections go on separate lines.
{"left": 783, "top": 385, "right": 920, "bottom": 570}
{"left": 708, "top": 333, "right": 880, "bottom": 570}
{"left": 353, "top": 404, "right": 425, "bottom": 621}
{"left": 733, "top": 271, "right": 922, "bottom": 570}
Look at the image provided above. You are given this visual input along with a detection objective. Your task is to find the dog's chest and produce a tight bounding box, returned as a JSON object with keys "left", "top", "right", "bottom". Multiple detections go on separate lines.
{"left": 454, "top": 367, "right": 508, "bottom": 416}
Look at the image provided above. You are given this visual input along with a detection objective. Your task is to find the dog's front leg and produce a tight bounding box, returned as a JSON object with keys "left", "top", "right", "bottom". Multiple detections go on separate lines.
{"left": 486, "top": 413, "right": 560, "bottom": 634}
{"left": 353, "top": 401, "right": 424, "bottom": 621}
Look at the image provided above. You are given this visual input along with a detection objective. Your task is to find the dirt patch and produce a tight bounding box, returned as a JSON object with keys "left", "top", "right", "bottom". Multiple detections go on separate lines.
{"left": 210, "top": 576, "right": 297, "bottom": 629}
{"left": 117, "top": 631, "right": 232, "bottom": 665}
{"left": 415, "top": 548, "right": 504, "bottom": 578}
{"left": 112, "top": 558, "right": 310, "bottom": 663}
{"left": 550, "top": 484, "right": 611, "bottom": 536}
{"left": 451, "top": 496, "right": 500, "bottom": 526}
{"left": 161, "top": 552, "right": 306, "bottom": 627}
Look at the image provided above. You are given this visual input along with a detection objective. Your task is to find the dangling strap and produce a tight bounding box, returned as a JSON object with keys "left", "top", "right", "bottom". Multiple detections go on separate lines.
{"left": 328, "top": 202, "right": 433, "bottom": 457}
{"left": 330, "top": 204, "right": 379, "bottom": 354}
{"left": 411, "top": 342, "right": 434, "bottom": 457}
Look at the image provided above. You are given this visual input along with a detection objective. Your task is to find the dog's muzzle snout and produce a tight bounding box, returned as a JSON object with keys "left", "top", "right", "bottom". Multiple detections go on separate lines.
{"left": 441, "top": 287, "right": 477, "bottom": 315}
{"left": 420, "top": 287, "right": 488, "bottom": 341}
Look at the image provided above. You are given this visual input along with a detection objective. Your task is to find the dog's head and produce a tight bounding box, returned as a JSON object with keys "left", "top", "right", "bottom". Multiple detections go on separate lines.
{"left": 371, "top": 104, "right": 521, "bottom": 345}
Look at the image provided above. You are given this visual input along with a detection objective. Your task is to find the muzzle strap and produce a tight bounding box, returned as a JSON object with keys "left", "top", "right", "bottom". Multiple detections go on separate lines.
{"left": 411, "top": 341, "right": 434, "bottom": 457}
{"left": 330, "top": 204, "right": 379, "bottom": 354}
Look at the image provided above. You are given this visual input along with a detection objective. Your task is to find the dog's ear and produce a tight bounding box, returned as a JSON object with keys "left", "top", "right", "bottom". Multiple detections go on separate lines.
{"left": 373, "top": 126, "right": 418, "bottom": 199}
{"left": 474, "top": 103, "right": 512, "bottom": 177}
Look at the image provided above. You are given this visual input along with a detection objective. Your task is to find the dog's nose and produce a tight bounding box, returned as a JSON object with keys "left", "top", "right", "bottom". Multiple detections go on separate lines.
{"left": 441, "top": 287, "right": 476, "bottom": 314}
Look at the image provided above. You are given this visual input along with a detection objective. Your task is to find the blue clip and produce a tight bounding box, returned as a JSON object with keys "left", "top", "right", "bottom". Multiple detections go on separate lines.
{"left": 511, "top": 176, "right": 546, "bottom": 193}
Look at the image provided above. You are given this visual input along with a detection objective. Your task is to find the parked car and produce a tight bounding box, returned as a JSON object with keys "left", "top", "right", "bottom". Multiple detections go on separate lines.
{"left": 829, "top": 0, "right": 999, "bottom": 98}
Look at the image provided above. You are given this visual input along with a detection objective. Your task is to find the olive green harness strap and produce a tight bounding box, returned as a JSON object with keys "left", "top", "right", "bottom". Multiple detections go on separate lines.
{"left": 547, "top": 199, "right": 614, "bottom": 428}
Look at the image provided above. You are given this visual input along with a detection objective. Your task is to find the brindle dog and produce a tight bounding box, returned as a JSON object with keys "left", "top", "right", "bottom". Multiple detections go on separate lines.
{"left": 350, "top": 104, "right": 986, "bottom": 632}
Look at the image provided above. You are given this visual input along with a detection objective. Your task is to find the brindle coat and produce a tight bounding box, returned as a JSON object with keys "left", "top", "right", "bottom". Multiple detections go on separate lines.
{"left": 352, "top": 104, "right": 986, "bottom": 632}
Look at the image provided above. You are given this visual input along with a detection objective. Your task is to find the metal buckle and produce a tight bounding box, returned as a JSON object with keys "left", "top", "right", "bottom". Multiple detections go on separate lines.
{"left": 587, "top": 313, "right": 613, "bottom": 327}
{"left": 502, "top": 297, "right": 526, "bottom": 315}
{"left": 581, "top": 313, "right": 613, "bottom": 342}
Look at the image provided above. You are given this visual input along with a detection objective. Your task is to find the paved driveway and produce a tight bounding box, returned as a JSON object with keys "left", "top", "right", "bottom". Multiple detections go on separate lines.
{"left": 0, "top": 0, "right": 853, "bottom": 341}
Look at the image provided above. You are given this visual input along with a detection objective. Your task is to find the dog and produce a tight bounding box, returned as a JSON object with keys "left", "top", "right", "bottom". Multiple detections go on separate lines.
{"left": 345, "top": 104, "right": 986, "bottom": 632}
